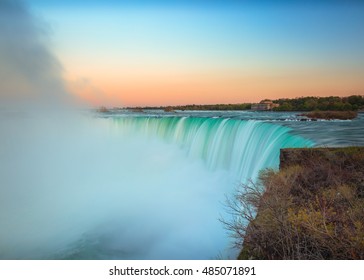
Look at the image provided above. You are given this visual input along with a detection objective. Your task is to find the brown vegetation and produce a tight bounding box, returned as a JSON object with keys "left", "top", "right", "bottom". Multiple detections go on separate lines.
{"left": 224, "top": 147, "right": 364, "bottom": 259}
{"left": 164, "top": 106, "right": 175, "bottom": 112}
{"left": 300, "top": 111, "right": 358, "bottom": 120}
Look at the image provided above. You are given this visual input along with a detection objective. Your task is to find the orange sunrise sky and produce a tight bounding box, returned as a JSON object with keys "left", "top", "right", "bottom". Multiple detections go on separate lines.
{"left": 19, "top": 1, "right": 364, "bottom": 107}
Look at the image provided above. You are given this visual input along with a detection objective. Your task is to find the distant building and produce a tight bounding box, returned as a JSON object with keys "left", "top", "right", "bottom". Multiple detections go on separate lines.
{"left": 251, "top": 100, "right": 279, "bottom": 111}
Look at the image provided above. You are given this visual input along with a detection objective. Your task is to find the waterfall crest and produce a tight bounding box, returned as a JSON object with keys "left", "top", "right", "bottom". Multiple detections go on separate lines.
{"left": 111, "top": 117, "right": 314, "bottom": 182}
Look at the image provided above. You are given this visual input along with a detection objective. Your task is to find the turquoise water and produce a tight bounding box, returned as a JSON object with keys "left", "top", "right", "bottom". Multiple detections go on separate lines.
{"left": 102, "top": 109, "right": 364, "bottom": 147}
{"left": 111, "top": 116, "right": 314, "bottom": 183}
{"left": 1, "top": 110, "right": 361, "bottom": 260}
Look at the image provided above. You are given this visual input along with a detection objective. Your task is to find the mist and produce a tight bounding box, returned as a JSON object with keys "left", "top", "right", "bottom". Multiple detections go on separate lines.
{"left": 0, "top": 115, "right": 234, "bottom": 259}
{"left": 0, "top": 0, "right": 234, "bottom": 259}
{"left": 0, "top": 0, "right": 73, "bottom": 109}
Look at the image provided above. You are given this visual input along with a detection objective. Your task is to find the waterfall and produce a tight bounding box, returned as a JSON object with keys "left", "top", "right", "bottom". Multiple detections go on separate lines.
{"left": 0, "top": 114, "right": 314, "bottom": 260}
{"left": 111, "top": 116, "right": 314, "bottom": 182}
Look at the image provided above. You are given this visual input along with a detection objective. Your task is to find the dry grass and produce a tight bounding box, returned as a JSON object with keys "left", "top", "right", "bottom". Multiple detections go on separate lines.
{"left": 224, "top": 147, "right": 364, "bottom": 260}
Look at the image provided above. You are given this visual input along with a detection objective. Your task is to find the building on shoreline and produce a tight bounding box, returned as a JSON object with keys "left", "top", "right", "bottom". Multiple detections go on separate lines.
{"left": 251, "top": 100, "right": 279, "bottom": 111}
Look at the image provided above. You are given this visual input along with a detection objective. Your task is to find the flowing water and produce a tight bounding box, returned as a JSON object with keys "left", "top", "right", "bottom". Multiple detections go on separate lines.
{"left": 109, "top": 116, "right": 314, "bottom": 183}
{"left": 0, "top": 110, "right": 363, "bottom": 259}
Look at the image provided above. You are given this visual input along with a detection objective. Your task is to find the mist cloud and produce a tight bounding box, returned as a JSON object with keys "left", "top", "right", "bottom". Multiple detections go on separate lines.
{"left": 0, "top": 0, "right": 70, "bottom": 108}
{"left": 0, "top": 0, "right": 235, "bottom": 260}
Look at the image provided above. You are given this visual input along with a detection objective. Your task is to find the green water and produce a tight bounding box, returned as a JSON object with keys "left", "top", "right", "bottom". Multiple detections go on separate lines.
{"left": 111, "top": 116, "right": 314, "bottom": 182}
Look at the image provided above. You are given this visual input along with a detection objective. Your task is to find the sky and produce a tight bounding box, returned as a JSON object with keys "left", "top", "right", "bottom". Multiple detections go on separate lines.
{"left": 5, "top": 0, "right": 364, "bottom": 106}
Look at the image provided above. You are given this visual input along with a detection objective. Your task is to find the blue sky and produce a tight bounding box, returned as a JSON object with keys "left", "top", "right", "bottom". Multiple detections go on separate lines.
{"left": 19, "top": 0, "right": 364, "bottom": 106}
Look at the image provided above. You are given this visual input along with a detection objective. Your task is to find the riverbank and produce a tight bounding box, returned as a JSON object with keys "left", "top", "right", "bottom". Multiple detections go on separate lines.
{"left": 299, "top": 110, "right": 358, "bottom": 120}
{"left": 234, "top": 147, "right": 364, "bottom": 260}
{"left": 117, "top": 95, "right": 364, "bottom": 112}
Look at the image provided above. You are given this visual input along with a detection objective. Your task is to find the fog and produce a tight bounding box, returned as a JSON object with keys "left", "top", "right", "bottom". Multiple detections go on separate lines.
{"left": 0, "top": 0, "right": 73, "bottom": 109}
{"left": 0, "top": 0, "right": 234, "bottom": 259}
{"left": 0, "top": 115, "right": 234, "bottom": 259}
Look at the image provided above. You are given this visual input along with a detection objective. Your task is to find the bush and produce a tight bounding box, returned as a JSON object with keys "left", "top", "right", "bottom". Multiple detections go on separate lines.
{"left": 224, "top": 148, "right": 364, "bottom": 260}
{"left": 301, "top": 111, "right": 358, "bottom": 120}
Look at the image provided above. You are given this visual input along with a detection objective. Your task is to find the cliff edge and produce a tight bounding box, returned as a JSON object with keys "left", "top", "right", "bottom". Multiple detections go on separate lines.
{"left": 235, "top": 147, "right": 364, "bottom": 260}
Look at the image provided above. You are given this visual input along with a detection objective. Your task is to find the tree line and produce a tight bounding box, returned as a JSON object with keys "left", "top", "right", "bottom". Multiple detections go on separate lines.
{"left": 272, "top": 95, "right": 364, "bottom": 111}
{"left": 124, "top": 95, "right": 364, "bottom": 112}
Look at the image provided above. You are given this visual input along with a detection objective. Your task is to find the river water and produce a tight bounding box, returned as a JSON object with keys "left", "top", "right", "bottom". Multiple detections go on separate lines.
{"left": 0, "top": 110, "right": 362, "bottom": 259}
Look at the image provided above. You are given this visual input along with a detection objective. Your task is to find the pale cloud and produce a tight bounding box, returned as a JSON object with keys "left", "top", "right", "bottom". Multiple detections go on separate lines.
{"left": 0, "top": 0, "right": 71, "bottom": 107}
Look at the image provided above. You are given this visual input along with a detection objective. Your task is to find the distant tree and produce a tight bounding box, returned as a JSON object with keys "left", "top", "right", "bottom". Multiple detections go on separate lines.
{"left": 348, "top": 95, "right": 364, "bottom": 106}
{"left": 303, "top": 98, "right": 318, "bottom": 111}
{"left": 273, "top": 95, "right": 364, "bottom": 111}
{"left": 274, "top": 102, "right": 293, "bottom": 111}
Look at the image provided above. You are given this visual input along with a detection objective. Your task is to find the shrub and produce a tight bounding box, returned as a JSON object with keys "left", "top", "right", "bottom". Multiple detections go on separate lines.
{"left": 301, "top": 111, "right": 358, "bottom": 120}
{"left": 224, "top": 148, "right": 364, "bottom": 259}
